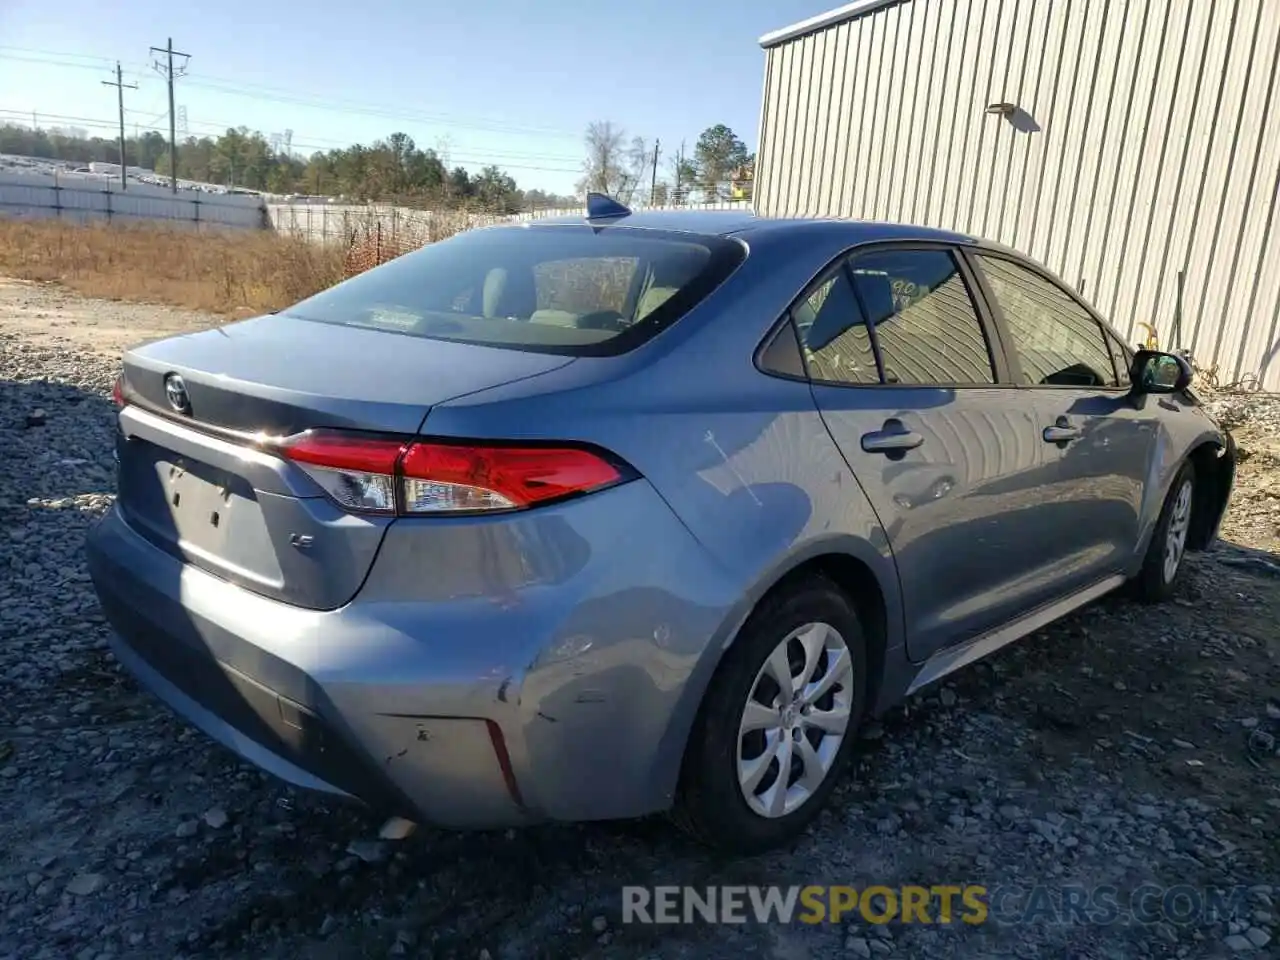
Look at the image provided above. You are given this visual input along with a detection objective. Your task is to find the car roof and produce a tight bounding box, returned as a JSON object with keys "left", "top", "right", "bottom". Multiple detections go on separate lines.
{"left": 522, "top": 209, "right": 979, "bottom": 246}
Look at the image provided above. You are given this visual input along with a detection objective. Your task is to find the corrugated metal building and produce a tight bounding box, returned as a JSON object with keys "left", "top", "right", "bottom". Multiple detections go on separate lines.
{"left": 755, "top": 0, "right": 1280, "bottom": 392}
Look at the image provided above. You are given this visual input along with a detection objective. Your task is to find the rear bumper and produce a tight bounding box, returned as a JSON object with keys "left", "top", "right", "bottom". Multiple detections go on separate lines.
{"left": 89, "top": 506, "right": 528, "bottom": 826}
{"left": 86, "top": 479, "right": 741, "bottom": 828}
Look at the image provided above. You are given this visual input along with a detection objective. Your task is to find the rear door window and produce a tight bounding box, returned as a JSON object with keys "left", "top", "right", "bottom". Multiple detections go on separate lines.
{"left": 846, "top": 249, "right": 997, "bottom": 385}
{"left": 284, "top": 225, "right": 744, "bottom": 356}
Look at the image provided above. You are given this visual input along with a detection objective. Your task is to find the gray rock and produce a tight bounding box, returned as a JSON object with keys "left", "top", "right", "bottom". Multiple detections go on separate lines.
{"left": 845, "top": 937, "right": 872, "bottom": 958}
{"left": 860, "top": 722, "right": 885, "bottom": 741}
{"left": 1224, "top": 934, "right": 1255, "bottom": 953}
{"left": 1245, "top": 928, "right": 1271, "bottom": 949}
{"left": 65, "top": 873, "right": 105, "bottom": 896}
{"left": 346, "top": 839, "right": 387, "bottom": 864}
{"left": 174, "top": 820, "right": 198, "bottom": 839}
{"left": 201, "top": 808, "right": 228, "bottom": 829}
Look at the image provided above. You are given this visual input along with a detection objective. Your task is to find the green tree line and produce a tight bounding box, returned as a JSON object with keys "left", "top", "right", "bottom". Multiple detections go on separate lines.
{"left": 0, "top": 124, "right": 575, "bottom": 213}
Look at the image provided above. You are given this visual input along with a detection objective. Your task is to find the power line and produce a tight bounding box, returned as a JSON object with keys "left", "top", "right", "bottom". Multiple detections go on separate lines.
{"left": 181, "top": 75, "right": 578, "bottom": 139}
{"left": 148, "top": 38, "right": 189, "bottom": 194}
{"left": 0, "top": 50, "right": 150, "bottom": 82}
{"left": 100, "top": 62, "right": 137, "bottom": 190}
{"left": 0, "top": 47, "right": 577, "bottom": 140}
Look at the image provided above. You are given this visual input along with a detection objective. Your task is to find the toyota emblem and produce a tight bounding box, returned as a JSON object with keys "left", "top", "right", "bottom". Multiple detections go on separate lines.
{"left": 164, "top": 373, "right": 191, "bottom": 414}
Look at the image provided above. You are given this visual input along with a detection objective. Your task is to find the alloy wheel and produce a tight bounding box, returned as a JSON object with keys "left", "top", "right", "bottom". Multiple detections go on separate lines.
{"left": 736, "top": 621, "right": 855, "bottom": 819}
{"left": 1163, "top": 478, "right": 1194, "bottom": 583}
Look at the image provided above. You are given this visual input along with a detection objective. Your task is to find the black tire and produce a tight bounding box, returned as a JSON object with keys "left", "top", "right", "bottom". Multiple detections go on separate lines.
{"left": 1131, "top": 461, "right": 1196, "bottom": 604}
{"left": 672, "top": 576, "right": 868, "bottom": 854}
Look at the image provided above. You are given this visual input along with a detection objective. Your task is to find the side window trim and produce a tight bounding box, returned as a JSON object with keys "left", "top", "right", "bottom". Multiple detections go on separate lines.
{"left": 967, "top": 248, "right": 1129, "bottom": 392}
{"left": 1103, "top": 328, "right": 1135, "bottom": 386}
{"left": 953, "top": 246, "right": 1016, "bottom": 384}
{"left": 838, "top": 256, "right": 889, "bottom": 382}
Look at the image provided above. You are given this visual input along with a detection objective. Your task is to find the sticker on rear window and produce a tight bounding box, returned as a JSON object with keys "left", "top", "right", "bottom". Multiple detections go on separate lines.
{"left": 366, "top": 307, "right": 420, "bottom": 330}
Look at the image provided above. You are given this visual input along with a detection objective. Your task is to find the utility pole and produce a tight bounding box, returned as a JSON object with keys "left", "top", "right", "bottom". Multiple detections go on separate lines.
{"left": 674, "top": 141, "right": 686, "bottom": 204}
{"left": 149, "top": 37, "right": 190, "bottom": 194}
{"left": 649, "top": 138, "right": 660, "bottom": 206}
{"left": 102, "top": 62, "right": 138, "bottom": 191}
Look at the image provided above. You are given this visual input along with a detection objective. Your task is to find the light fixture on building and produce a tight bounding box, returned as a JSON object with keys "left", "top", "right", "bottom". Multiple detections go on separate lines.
{"left": 986, "top": 102, "right": 1017, "bottom": 117}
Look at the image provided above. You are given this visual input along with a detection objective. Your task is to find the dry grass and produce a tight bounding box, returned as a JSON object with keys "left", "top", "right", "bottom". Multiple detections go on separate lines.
{"left": 0, "top": 218, "right": 347, "bottom": 317}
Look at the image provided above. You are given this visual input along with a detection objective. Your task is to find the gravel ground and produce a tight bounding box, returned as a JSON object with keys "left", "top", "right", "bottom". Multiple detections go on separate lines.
{"left": 0, "top": 279, "right": 1277, "bottom": 960}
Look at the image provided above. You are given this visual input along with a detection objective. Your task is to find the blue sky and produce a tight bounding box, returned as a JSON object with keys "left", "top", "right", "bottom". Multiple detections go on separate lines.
{"left": 0, "top": 0, "right": 826, "bottom": 195}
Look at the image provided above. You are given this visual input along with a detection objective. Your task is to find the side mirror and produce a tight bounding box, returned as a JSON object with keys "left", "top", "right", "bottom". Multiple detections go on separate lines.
{"left": 1130, "top": 349, "right": 1192, "bottom": 395}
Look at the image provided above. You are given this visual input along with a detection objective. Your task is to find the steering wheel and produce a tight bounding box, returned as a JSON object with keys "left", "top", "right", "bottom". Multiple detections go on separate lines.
{"left": 576, "top": 310, "right": 629, "bottom": 332}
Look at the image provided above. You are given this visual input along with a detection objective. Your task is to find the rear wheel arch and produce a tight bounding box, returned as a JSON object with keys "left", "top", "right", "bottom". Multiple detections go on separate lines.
{"left": 674, "top": 550, "right": 892, "bottom": 764}
{"left": 670, "top": 558, "right": 883, "bottom": 850}
{"left": 649, "top": 543, "right": 898, "bottom": 813}
{"left": 763, "top": 554, "right": 890, "bottom": 710}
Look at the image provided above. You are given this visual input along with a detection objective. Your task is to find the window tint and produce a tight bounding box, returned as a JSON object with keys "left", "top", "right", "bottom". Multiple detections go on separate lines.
{"left": 793, "top": 268, "right": 879, "bottom": 385}
{"left": 976, "top": 255, "right": 1119, "bottom": 387}
{"left": 847, "top": 249, "right": 996, "bottom": 385}
{"left": 284, "top": 226, "right": 744, "bottom": 355}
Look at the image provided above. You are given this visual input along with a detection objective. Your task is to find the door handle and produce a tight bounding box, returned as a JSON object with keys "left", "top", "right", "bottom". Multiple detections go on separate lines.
{"left": 1042, "top": 422, "right": 1081, "bottom": 443}
{"left": 861, "top": 424, "right": 924, "bottom": 455}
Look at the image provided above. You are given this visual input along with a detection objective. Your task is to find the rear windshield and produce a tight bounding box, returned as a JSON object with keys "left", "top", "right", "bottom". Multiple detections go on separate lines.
{"left": 284, "top": 224, "right": 746, "bottom": 356}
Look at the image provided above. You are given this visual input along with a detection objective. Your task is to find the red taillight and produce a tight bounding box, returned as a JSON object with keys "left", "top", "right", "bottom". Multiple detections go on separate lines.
{"left": 400, "top": 442, "right": 622, "bottom": 512}
{"left": 278, "top": 431, "right": 626, "bottom": 515}
{"left": 279, "top": 433, "right": 405, "bottom": 474}
{"left": 112, "top": 375, "right": 126, "bottom": 407}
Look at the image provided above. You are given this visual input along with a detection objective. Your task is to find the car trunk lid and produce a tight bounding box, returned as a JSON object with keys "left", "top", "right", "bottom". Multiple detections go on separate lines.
{"left": 114, "top": 314, "right": 574, "bottom": 610}
{"left": 121, "top": 313, "right": 573, "bottom": 435}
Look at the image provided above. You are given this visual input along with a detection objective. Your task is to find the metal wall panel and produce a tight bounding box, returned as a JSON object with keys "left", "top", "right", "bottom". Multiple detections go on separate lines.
{"left": 757, "top": 0, "right": 1280, "bottom": 391}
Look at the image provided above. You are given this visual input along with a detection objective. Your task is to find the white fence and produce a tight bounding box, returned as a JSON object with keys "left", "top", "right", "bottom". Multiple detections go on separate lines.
{"left": 266, "top": 203, "right": 505, "bottom": 248}
{"left": 266, "top": 199, "right": 754, "bottom": 247}
{"left": 0, "top": 170, "right": 265, "bottom": 229}
{"left": 510, "top": 199, "right": 752, "bottom": 220}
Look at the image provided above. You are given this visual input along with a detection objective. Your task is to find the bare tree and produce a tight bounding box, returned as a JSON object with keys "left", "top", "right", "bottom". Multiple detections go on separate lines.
{"left": 667, "top": 146, "right": 697, "bottom": 204}
{"left": 620, "top": 136, "right": 664, "bottom": 205}
{"left": 578, "top": 121, "right": 629, "bottom": 197}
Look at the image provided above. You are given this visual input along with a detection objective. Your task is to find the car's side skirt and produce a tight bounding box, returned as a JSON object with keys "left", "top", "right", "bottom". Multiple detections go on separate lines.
{"left": 905, "top": 574, "right": 1127, "bottom": 696}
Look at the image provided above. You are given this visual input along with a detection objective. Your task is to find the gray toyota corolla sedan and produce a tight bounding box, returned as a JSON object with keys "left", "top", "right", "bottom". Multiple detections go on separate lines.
{"left": 87, "top": 197, "right": 1236, "bottom": 853}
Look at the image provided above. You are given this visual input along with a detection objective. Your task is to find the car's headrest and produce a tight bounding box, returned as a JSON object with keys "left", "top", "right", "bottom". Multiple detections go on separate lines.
{"left": 482, "top": 266, "right": 536, "bottom": 319}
